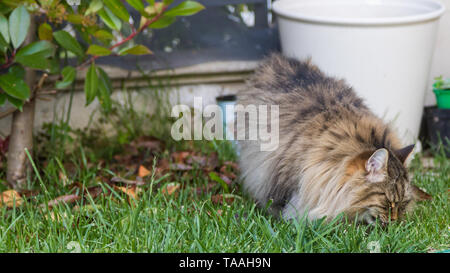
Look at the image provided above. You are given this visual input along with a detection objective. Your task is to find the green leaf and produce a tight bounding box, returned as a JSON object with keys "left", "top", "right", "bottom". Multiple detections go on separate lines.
{"left": 8, "top": 5, "right": 30, "bottom": 48}
{"left": 93, "top": 29, "right": 114, "bottom": 43}
{"left": 209, "top": 172, "right": 229, "bottom": 193}
{"left": 85, "top": 0, "right": 103, "bottom": 15}
{"left": 5, "top": 94, "right": 24, "bottom": 111}
{"left": 55, "top": 66, "right": 76, "bottom": 89}
{"left": 98, "top": 7, "right": 122, "bottom": 31}
{"left": 126, "top": 0, "right": 145, "bottom": 12}
{"left": 148, "top": 15, "right": 176, "bottom": 29}
{"left": 53, "top": 30, "right": 85, "bottom": 57}
{"left": 0, "top": 13, "right": 9, "bottom": 43}
{"left": 87, "top": 44, "right": 111, "bottom": 56}
{"left": 0, "top": 72, "right": 30, "bottom": 100}
{"left": 97, "top": 67, "right": 112, "bottom": 112}
{"left": 119, "top": 45, "right": 152, "bottom": 56}
{"left": 164, "top": 1, "right": 205, "bottom": 17}
{"left": 163, "top": 0, "right": 174, "bottom": 6}
{"left": 0, "top": 93, "right": 6, "bottom": 106}
{"left": 38, "top": 23, "right": 53, "bottom": 41}
{"left": 47, "top": 58, "right": 60, "bottom": 75}
{"left": 9, "top": 65, "right": 25, "bottom": 79}
{"left": 66, "top": 14, "right": 84, "bottom": 25}
{"left": 0, "top": 3, "right": 14, "bottom": 15}
{"left": 85, "top": 62, "right": 99, "bottom": 105}
{"left": 15, "top": 41, "right": 55, "bottom": 70}
{"left": 104, "top": 0, "right": 130, "bottom": 21}
{"left": 0, "top": 0, "right": 20, "bottom": 9}
{"left": 0, "top": 33, "right": 8, "bottom": 53}
{"left": 16, "top": 40, "right": 55, "bottom": 58}
{"left": 75, "top": 24, "right": 92, "bottom": 44}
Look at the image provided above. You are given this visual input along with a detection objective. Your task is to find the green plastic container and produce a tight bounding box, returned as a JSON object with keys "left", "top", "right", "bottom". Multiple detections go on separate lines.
{"left": 433, "top": 83, "right": 450, "bottom": 109}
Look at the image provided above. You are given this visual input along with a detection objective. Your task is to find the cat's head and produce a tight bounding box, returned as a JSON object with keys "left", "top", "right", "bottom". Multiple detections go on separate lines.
{"left": 346, "top": 145, "right": 431, "bottom": 225}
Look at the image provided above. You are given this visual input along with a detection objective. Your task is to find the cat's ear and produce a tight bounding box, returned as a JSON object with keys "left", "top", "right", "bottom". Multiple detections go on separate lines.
{"left": 394, "top": 144, "right": 415, "bottom": 166}
{"left": 411, "top": 184, "right": 432, "bottom": 201}
{"left": 365, "top": 148, "right": 388, "bottom": 183}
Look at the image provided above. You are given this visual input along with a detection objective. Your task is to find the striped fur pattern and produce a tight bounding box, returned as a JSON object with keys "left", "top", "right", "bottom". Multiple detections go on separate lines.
{"left": 237, "top": 54, "right": 431, "bottom": 224}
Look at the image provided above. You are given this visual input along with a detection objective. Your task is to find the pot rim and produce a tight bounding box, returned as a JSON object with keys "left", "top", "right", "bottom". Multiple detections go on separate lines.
{"left": 272, "top": 0, "right": 446, "bottom": 26}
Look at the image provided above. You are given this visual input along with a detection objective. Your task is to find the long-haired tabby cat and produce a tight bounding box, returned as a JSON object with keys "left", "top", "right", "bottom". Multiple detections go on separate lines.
{"left": 237, "top": 53, "right": 431, "bottom": 224}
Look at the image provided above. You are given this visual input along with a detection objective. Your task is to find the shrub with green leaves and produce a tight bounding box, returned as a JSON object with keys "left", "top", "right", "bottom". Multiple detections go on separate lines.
{"left": 0, "top": 0, "right": 204, "bottom": 111}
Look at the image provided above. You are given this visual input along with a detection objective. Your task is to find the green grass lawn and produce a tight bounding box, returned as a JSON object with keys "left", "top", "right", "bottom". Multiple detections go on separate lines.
{"left": 0, "top": 138, "right": 448, "bottom": 253}
{"left": 0, "top": 93, "right": 448, "bottom": 253}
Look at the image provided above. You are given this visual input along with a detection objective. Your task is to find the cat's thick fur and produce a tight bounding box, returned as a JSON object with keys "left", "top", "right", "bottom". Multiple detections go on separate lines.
{"left": 237, "top": 54, "right": 430, "bottom": 223}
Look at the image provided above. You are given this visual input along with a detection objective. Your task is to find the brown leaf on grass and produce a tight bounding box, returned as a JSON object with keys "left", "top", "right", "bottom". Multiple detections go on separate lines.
{"left": 131, "top": 136, "right": 162, "bottom": 151}
{"left": 193, "top": 182, "right": 217, "bottom": 195}
{"left": 59, "top": 171, "right": 70, "bottom": 186}
{"left": 42, "top": 194, "right": 81, "bottom": 208}
{"left": 114, "top": 185, "right": 139, "bottom": 200}
{"left": 0, "top": 190, "right": 23, "bottom": 208}
{"left": 219, "top": 174, "right": 233, "bottom": 185}
{"left": 170, "top": 163, "right": 193, "bottom": 171}
{"left": 85, "top": 186, "right": 104, "bottom": 199}
{"left": 161, "top": 182, "right": 181, "bottom": 196}
{"left": 223, "top": 161, "right": 239, "bottom": 171}
{"left": 206, "top": 209, "right": 223, "bottom": 218}
{"left": 220, "top": 165, "right": 237, "bottom": 179}
{"left": 171, "top": 151, "right": 191, "bottom": 163}
{"left": 186, "top": 155, "right": 207, "bottom": 166}
{"left": 205, "top": 153, "right": 219, "bottom": 170}
{"left": 187, "top": 154, "right": 219, "bottom": 171}
{"left": 110, "top": 176, "right": 145, "bottom": 186}
{"left": 19, "top": 189, "right": 40, "bottom": 198}
{"left": 113, "top": 153, "right": 134, "bottom": 164}
{"left": 211, "top": 193, "right": 241, "bottom": 205}
{"left": 138, "top": 165, "right": 151, "bottom": 177}
{"left": 157, "top": 158, "right": 170, "bottom": 172}
{"left": 63, "top": 162, "right": 77, "bottom": 173}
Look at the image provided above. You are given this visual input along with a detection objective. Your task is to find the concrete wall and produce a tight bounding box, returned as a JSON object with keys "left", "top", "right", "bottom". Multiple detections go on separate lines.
{"left": 0, "top": 61, "right": 255, "bottom": 136}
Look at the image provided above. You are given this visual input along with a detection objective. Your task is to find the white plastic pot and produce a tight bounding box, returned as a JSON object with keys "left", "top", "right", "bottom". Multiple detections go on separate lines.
{"left": 273, "top": 0, "right": 445, "bottom": 143}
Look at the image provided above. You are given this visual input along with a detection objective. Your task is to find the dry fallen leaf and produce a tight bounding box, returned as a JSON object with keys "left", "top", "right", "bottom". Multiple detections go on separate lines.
{"left": 211, "top": 193, "right": 241, "bottom": 205}
{"left": 172, "top": 151, "right": 191, "bottom": 163}
{"left": 219, "top": 174, "right": 233, "bottom": 185}
{"left": 206, "top": 209, "right": 223, "bottom": 218}
{"left": 187, "top": 155, "right": 207, "bottom": 166}
{"left": 194, "top": 182, "right": 217, "bottom": 195}
{"left": 223, "top": 161, "right": 239, "bottom": 171}
{"left": 59, "top": 171, "right": 70, "bottom": 186}
{"left": 42, "top": 194, "right": 80, "bottom": 208}
{"left": 138, "top": 165, "right": 151, "bottom": 177}
{"left": 131, "top": 136, "right": 162, "bottom": 151}
{"left": 111, "top": 177, "right": 145, "bottom": 186}
{"left": 115, "top": 186, "right": 139, "bottom": 200}
{"left": 170, "top": 163, "right": 193, "bottom": 171}
{"left": 85, "top": 186, "right": 104, "bottom": 199}
{"left": 0, "top": 190, "right": 23, "bottom": 208}
{"left": 161, "top": 182, "right": 181, "bottom": 196}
